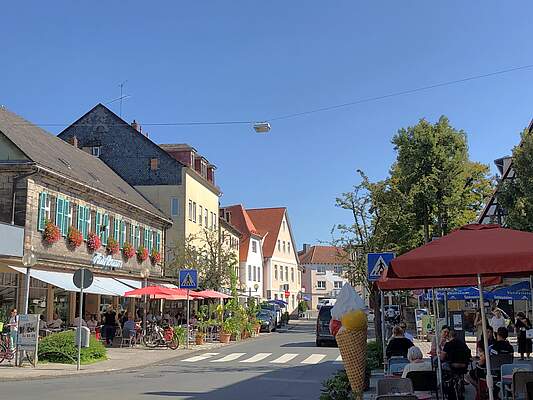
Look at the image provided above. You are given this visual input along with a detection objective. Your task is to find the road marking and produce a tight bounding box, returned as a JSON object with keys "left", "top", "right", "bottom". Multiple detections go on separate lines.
{"left": 240, "top": 353, "right": 272, "bottom": 363}
{"left": 182, "top": 353, "right": 219, "bottom": 362}
{"left": 270, "top": 353, "right": 298, "bottom": 364}
{"left": 301, "top": 354, "right": 326, "bottom": 364}
{"left": 259, "top": 377, "right": 317, "bottom": 384}
{"left": 211, "top": 353, "right": 246, "bottom": 362}
{"left": 335, "top": 355, "right": 343, "bottom": 362}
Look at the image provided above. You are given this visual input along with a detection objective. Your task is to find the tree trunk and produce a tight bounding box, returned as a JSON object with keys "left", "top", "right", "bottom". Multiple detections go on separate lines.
{"left": 371, "top": 287, "right": 382, "bottom": 346}
{"left": 423, "top": 222, "right": 430, "bottom": 243}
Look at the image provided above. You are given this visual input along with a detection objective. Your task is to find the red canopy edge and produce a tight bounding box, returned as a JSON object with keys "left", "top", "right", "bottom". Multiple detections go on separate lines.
{"left": 377, "top": 273, "right": 501, "bottom": 290}
{"left": 388, "top": 224, "right": 533, "bottom": 279}
{"left": 194, "top": 290, "right": 232, "bottom": 299}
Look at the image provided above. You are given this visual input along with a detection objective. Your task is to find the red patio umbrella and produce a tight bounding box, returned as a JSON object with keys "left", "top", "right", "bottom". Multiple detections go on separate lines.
{"left": 124, "top": 286, "right": 184, "bottom": 300}
{"left": 378, "top": 270, "right": 501, "bottom": 290}
{"left": 194, "top": 290, "right": 231, "bottom": 299}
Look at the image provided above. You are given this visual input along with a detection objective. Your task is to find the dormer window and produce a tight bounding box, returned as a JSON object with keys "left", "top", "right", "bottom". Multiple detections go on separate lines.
{"left": 91, "top": 146, "right": 101, "bottom": 157}
{"left": 150, "top": 158, "right": 159, "bottom": 170}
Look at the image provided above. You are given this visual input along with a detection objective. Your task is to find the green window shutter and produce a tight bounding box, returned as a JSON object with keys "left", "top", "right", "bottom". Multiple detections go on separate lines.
{"left": 38, "top": 192, "right": 45, "bottom": 231}
{"left": 136, "top": 226, "right": 140, "bottom": 247}
{"left": 62, "top": 200, "right": 70, "bottom": 236}
{"left": 113, "top": 218, "right": 119, "bottom": 241}
{"left": 102, "top": 214, "right": 109, "bottom": 245}
{"left": 120, "top": 221, "right": 126, "bottom": 248}
{"left": 95, "top": 211, "right": 101, "bottom": 240}
{"left": 155, "top": 231, "right": 161, "bottom": 253}
{"left": 84, "top": 208, "right": 90, "bottom": 240}
{"left": 148, "top": 229, "right": 153, "bottom": 252}
{"left": 129, "top": 223, "right": 134, "bottom": 246}
{"left": 77, "top": 205, "right": 82, "bottom": 233}
{"left": 56, "top": 197, "right": 64, "bottom": 234}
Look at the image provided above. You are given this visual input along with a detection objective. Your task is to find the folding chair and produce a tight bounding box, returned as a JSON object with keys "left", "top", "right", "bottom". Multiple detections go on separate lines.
{"left": 388, "top": 357, "right": 410, "bottom": 376}
{"left": 377, "top": 378, "right": 414, "bottom": 396}
{"left": 512, "top": 371, "right": 533, "bottom": 400}
{"left": 499, "top": 364, "right": 532, "bottom": 400}
{"left": 120, "top": 329, "right": 135, "bottom": 347}
{"left": 406, "top": 370, "right": 438, "bottom": 399}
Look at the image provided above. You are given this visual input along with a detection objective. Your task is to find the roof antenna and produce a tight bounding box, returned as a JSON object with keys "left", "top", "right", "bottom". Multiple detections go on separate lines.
{"left": 119, "top": 80, "right": 127, "bottom": 117}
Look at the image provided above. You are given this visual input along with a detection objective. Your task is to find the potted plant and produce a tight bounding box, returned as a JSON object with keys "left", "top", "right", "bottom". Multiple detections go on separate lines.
{"left": 106, "top": 237, "right": 119, "bottom": 255}
{"left": 43, "top": 219, "right": 61, "bottom": 245}
{"left": 87, "top": 232, "right": 101, "bottom": 252}
{"left": 122, "top": 242, "right": 135, "bottom": 260}
{"left": 219, "top": 319, "right": 233, "bottom": 344}
{"left": 137, "top": 245, "right": 148, "bottom": 263}
{"left": 66, "top": 226, "right": 83, "bottom": 249}
{"left": 150, "top": 249, "right": 161, "bottom": 265}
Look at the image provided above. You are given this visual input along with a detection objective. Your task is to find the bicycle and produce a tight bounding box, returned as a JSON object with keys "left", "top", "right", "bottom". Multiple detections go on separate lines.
{"left": 443, "top": 364, "right": 468, "bottom": 400}
{"left": 0, "top": 333, "right": 34, "bottom": 365}
{"left": 142, "top": 323, "right": 179, "bottom": 350}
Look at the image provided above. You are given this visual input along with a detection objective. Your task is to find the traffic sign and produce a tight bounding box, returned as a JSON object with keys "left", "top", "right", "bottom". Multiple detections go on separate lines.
{"left": 284, "top": 290, "right": 290, "bottom": 298}
{"left": 367, "top": 252, "right": 395, "bottom": 282}
{"left": 179, "top": 269, "right": 198, "bottom": 289}
{"left": 73, "top": 268, "right": 94, "bottom": 289}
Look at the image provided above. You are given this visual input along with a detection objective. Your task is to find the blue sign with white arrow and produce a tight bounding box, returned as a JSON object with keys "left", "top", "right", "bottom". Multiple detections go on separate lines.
{"left": 179, "top": 269, "right": 198, "bottom": 289}
{"left": 367, "top": 252, "right": 395, "bottom": 282}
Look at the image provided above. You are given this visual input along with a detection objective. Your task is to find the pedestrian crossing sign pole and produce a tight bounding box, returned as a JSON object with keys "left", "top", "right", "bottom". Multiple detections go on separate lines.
{"left": 179, "top": 269, "right": 198, "bottom": 349}
{"left": 367, "top": 252, "right": 394, "bottom": 282}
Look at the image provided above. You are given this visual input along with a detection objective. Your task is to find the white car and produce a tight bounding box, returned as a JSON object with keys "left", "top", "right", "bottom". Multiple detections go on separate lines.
{"left": 316, "top": 298, "right": 337, "bottom": 310}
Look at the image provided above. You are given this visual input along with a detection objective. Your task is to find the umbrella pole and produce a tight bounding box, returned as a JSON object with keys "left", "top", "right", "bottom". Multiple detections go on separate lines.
{"left": 380, "top": 290, "right": 387, "bottom": 375}
{"left": 444, "top": 291, "right": 449, "bottom": 326}
{"left": 478, "top": 274, "right": 494, "bottom": 400}
{"left": 529, "top": 275, "right": 533, "bottom": 321}
{"left": 431, "top": 288, "right": 444, "bottom": 400}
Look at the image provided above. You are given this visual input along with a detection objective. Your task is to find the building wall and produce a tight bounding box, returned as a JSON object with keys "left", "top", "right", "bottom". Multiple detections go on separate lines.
{"left": 242, "top": 236, "right": 263, "bottom": 298}
{"left": 58, "top": 104, "right": 183, "bottom": 186}
{"left": 25, "top": 174, "right": 166, "bottom": 277}
{"left": 302, "top": 263, "right": 349, "bottom": 309}
{"left": 220, "top": 222, "right": 241, "bottom": 287}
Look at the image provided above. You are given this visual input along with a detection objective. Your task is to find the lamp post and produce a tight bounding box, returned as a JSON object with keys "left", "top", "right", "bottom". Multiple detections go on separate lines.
{"left": 140, "top": 267, "right": 150, "bottom": 335}
{"left": 21, "top": 246, "right": 37, "bottom": 314}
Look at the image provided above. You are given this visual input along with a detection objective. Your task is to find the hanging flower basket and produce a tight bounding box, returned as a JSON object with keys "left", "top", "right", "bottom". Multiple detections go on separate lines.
{"left": 150, "top": 249, "right": 161, "bottom": 265}
{"left": 122, "top": 242, "right": 135, "bottom": 260}
{"left": 66, "top": 226, "right": 83, "bottom": 248}
{"left": 106, "top": 237, "right": 119, "bottom": 255}
{"left": 137, "top": 245, "right": 148, "bottom": 262}
{"left": 43, "top": 219, "right": 61, "bottom": 245}
{"left": 87, "top": 232, "right": 101, "bottom": 252}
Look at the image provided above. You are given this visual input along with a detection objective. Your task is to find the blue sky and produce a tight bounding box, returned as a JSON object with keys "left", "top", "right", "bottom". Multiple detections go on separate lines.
{"left": 2, "top": 2, "right": 533, "bottom": 248}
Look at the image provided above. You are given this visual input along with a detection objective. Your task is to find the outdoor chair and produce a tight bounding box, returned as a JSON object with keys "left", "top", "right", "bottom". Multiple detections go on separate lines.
{"left": 120, "top": 329, "right": 135, "bottom": 348}
{"left": 490, "top": 353, "right": 514, "bottom": 376}
{"left": 405, "top": 370, "right": 438, "bottom": 398}
{"left": 376, "top": 395, "right": 418, "bottom": 400}
{"left": 526, "top": 382, "right": 533, "bottom": 400}
{"left": 498, "top": 364, "right": 532, "bottom": 400}
{"left": 388, "top": 357, "right": 410, "bottom": 376}
{"left": 377, "top": 378, "right": 414, "bottom": 396}
{"left": 511, "top": 371, "right": 533, "bottom": 400}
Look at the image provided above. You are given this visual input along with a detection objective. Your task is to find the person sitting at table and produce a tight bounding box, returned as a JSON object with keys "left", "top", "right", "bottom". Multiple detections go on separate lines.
{"left": 440, "top": 329, "right": 471, "bottom": 370}
{"left": 386, "top": 325, "right": 414, "bottom": 359}
{"left": 489, "top": 327, "right": 514, "bottom": 355}
{"left": 39, "top": 314, "right": 48, "bottom": 330}
{"left": 123, "top": 315, "right": 136, "bottom": 338}
{"left": 86, "top": 314, "right": 98, "bottom": 332}
{"left": 477, "top": 325, "right": 495, "bottom": 351}
{"left": 72, "top": 314, "right": 87, "bottom": 328}
{"left": 430, "top": 325, "right": 450, "bottom": 357}
{"left": 47, "top": 312, "right": 63, "bottom": 330}
{"left": 402, "top": 346, "right": 432, "bottom": 378}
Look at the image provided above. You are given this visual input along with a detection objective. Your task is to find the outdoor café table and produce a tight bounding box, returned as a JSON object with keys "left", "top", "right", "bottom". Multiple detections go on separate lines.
{"left": 415, "top": 393, "right": 432, "bottom": 400}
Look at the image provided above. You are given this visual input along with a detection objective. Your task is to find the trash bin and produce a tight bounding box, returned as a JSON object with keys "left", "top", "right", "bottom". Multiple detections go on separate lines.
{"left": 75, "top": 326, "right": 90, "bottom": 348}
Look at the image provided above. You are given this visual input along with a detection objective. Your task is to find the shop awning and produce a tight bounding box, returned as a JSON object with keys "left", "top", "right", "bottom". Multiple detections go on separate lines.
{"left": 9, "top": 266, "right": 135, "bottom": 296}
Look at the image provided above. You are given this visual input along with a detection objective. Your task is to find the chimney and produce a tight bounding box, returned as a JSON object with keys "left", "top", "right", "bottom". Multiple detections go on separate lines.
{"left": 303, "top": 243, "right": 311, "bottom": 253}
{"left": 131, "top": 120, "right": 140, "bottom": 132}
{"left": 67, "top": 136, "right": 78, "bottom": 148}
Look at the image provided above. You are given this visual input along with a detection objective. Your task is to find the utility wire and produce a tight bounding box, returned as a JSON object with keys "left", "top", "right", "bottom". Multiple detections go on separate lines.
{"left": 10, "top": 62, "right": 533, "bottom": 128}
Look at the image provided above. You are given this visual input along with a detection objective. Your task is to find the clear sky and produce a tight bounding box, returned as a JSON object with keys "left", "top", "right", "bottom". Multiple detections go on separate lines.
{"left": 2, "top": 2, "right": 533, "bottom": 249}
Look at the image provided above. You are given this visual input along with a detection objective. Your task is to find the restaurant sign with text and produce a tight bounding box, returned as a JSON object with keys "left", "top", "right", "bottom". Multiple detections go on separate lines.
{"left": 92, "top": 253, "right": 123, "bottom": 270}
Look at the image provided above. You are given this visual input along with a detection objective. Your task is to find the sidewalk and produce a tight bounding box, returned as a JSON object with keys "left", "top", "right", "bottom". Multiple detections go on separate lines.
{"left": 0, "top": 341, "right": 227, "bottom": 380}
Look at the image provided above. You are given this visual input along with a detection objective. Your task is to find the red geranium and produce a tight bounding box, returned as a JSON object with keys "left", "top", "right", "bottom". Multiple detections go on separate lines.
{"left": 87, "top": 232, "right": 101, "bottom": 252}
{"left": 122, "top": 242, "right": 135, "bottom": 260}
{"left": 137, "top": 245, "right": 148, "bottom": 262}
{"left": 43, "top": 219, "right": 61, "bottom": 245}
{"left": 67, "top": 226, "right": 83, "bottom": 248}
{"left": 150, "top": 249, "right": 161, "bottom": 265}
{"left": 106, "top": 237, "right": 119, "bottom": 255}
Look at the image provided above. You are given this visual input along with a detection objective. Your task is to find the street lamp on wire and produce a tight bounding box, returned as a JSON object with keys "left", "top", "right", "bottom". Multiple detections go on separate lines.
{"left": 140, "top": 267, "right": 150, "bottom": 334}
{"left": 21, "top": 246, "right": 36, "bottom": 315}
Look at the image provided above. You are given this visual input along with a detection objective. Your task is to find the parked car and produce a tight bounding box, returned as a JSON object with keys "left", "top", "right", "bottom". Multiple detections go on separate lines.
{"left": 316, "top": 298, "right": 336, "bottom": 310}
{"left": 256, "top": 310, "right": 276, "bottom": 333}
{"left": 316, "top": 305, "right": 336, "bottom": 347}
{"left": 261, "top": 303, "right": 282, "bottom": 327}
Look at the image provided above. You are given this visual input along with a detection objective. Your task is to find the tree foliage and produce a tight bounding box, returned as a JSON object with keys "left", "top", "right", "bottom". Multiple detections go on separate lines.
{"left": 167, "top": 229, "right": 239, "bottom": 290}
{"left": 497, "top": 127, "right": 533, "bottom": 231}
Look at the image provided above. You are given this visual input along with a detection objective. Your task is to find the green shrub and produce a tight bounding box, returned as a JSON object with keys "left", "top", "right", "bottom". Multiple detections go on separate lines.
{"left": 320, "top": 369, "right": 356, "bottom": 400}
{"left": 38, "top": 331, "right": 107, "bottom": 364}
{"left": 173, "top": 325, "right": 187, "bottom": 347}
{"left": 367, "top": 340, "right": 383, "bottom": 370}
{"left": 298, "top": 301, "right": 308, "bottom": 313}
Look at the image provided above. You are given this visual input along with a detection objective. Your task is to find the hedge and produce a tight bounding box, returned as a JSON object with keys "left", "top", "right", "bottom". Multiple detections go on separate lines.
{"left": 38, "top": 331, "right": 107, "bottom": 364}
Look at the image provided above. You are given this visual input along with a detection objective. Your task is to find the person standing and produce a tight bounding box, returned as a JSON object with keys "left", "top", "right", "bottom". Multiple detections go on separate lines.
{"left": 103, "top": 306, "right": 117, "bottom": 347}
{"left": 6, "top": 308, "right": 18, "bottom": 350}
{"left": 515, "top": 312, "right": 532, "bottom": 360}
{"left": 489, "top": 308, "right": 507, "bottom": 331}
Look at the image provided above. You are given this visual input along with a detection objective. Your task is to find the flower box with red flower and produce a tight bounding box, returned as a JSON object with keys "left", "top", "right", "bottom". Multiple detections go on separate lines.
{"left": 122, "top": 242, "right": 135, "bottom": 260}
{"left": 87, "top": 232, "right": 101, "bottom": 252}
{"left": 106, "top": 238, "right": 119, "bottom": 255}
{"left": 67, "top": 226, "right": 83, "bottom": 248}
{"left": 150, "top": 249, "right": 161, "bottom": 265}
{"left": 43, "top": 219, "right": 61, "bottom": 244}
{"left": 137, "top": 246, "right": 148, "bottom": 262}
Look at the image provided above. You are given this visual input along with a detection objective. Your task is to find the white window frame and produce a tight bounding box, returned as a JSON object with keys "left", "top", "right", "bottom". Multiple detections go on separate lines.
{"left": 274, "top": 265, "right": 278, "bottom": 280}
{"left": 188, "top": 200, "right": 193, "bottom": 221}
{"left": 91, "top": 146, "right": 101, "bottom": 157}
{"left": 199, "top": 205, "right": 203, "bottom": 226}
{"left": 170, "top": 198, "right": 179, "bottom": 217}
{"left": 316, "top": 266, "right": 326, "bottom": 275}
{"left": 248, "top": 265, "right": 252, "bottom": 281}
{"left": 317, "top": 281, "right": 326, "bottom": 290}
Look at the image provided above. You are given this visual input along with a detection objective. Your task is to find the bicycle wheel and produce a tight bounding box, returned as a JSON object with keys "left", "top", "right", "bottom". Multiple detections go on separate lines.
{"left": 167, "top": 339, "right": 179, "bottom": 350}
{"left": 143, "top": 331, "right": 160, "bottom": 348}
{"left": 26, "top": 351, "right": 34, "bottom": 366}
{"left": 0, "top": 344, "right": 6, "bottom": 364}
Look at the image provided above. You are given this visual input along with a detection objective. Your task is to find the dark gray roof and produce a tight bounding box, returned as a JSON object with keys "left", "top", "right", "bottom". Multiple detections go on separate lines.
{"left": 0, "top": 107, "right": 170, "bottom": 222}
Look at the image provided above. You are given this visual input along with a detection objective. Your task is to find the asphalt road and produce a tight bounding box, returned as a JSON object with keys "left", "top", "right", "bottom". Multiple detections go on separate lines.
{"left": 0, "top": 320, "right": 342, "bottom": 400}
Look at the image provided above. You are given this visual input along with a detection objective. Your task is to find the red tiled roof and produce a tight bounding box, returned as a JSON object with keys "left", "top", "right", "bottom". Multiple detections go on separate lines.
{"left": 246, "top": 207, "right": 286, "bottom": 258}
{"left": 299, "top": 245, "right": 346, "bottom": 265}
{"left": 223, "top": 205, "right": 263, "bottom": 262}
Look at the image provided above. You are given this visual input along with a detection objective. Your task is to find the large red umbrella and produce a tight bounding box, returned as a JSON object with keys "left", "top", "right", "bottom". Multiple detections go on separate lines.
{"left": 378, "top": 274, "right": 501, "bottom": 290}
{"left": 124, "top": 286, "right": 189, "bottom": 300}
{"left": 388, "top": 224, "right": 533, "bottom": 279}
{"left": 194, "top": 290, "right": 231, "bottom": 299}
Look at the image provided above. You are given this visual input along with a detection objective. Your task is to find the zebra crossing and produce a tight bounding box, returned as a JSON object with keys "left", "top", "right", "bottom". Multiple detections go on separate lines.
{"left": 182, "top": 352, "right": 342, "bottom": 365}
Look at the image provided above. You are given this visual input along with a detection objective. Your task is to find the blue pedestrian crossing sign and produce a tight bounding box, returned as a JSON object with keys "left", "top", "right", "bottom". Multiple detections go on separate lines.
{"left": 179, "top": 269, "right": 198, "bottom": 289}
{"left": 367, "top": 252, "right": 395, "bottom": 282}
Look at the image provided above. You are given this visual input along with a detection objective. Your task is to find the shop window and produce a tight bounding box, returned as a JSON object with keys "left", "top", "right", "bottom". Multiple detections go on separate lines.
{"left": 37, "top": 192, "right": 51, "bottom": 231}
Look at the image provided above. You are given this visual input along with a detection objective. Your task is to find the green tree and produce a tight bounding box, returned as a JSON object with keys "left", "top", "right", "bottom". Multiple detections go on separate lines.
{"left": 167, "top": 229, "right": 238, "bottom": 290}
{"left": 497, "top": 127, "right": 533, "bottom": 231}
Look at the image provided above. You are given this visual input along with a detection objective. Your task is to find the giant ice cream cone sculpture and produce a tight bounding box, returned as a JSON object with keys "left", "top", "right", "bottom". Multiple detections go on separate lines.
{"left": 330, "top": 284, "right": 368, "bottom": 395}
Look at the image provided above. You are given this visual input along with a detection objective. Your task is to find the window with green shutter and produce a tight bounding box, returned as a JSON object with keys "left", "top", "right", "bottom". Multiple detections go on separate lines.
{"left": 56, "top": 197, "right": 65, "bottom": 234}
{"left": 95, "top": 211, "right": 101, "bottom": 239}
{"left": 120, "top": 220, "right": 126, "bottom": 248}
{"left": 113, "top": 218, "right": 120, "bottom": 241}
{"left": 147, "top": 229, "right": 154, "bottom": 252}
{"left": 143, "top": 228, "right": 149, "bottom": 249}
{"left": 37, "top": 192, "right": 50, "bottom": 231}
{"left": 154, "top": 231, "right": 161, "bottom": 253}
{"left": 63, "top": 200, "right": 71, "bottom": 236}
{"left": 134, "top": 225, "right": 140, "bottom": 248}
{"left": 101, "top": 214, "right": 109, "bottom": 245}
{"left": 77, "top": 206, "right": 91, "bottom": 240}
